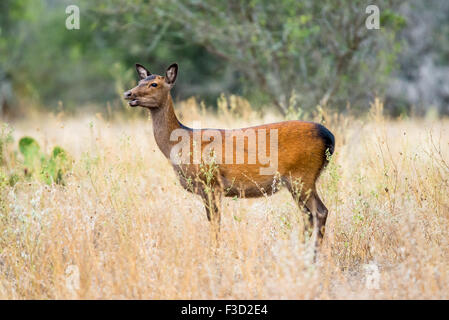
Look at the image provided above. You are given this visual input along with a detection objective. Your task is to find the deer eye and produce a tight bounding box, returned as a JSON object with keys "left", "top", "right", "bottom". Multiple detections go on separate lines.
{"left": 150, "top": 83, "right": 157, "bottom": 87}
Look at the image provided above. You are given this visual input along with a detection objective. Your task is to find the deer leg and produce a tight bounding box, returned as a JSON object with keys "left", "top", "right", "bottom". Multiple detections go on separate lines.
{"left": 311, "top": 192, "right": 328, "bottom": 240}
{"left": 286, "top": 181, "right": 314, "bottom": 231}
{"left": 201, "top": 190, "right": 221, "bottom": 232}
{"left": 304, "top": 191, "right": 328, "bottom": 252}
{"left": 203, "top": 197, "right": 220, "bottom": 225}
{"left": 288, "top": 183, "right": 328, "bottom": 260}
{"left": 202, "top": 195, "right": 221, "bottom": 247}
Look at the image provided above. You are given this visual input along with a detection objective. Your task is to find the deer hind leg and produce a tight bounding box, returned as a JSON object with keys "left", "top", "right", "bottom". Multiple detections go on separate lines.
{"left": 287, "top": 182, "right": 328, "bottom": 253}
{"left": 286, "top": 180, "right": 314, "bottom": 228}
{"left": 309, "top": 192, "right": 328, "bottom": 240}
{"left": 304, "top": 191, "right": 328, "bottom": 255}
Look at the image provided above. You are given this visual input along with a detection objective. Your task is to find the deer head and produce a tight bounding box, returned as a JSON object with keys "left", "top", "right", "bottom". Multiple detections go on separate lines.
{"left": 124, "top": 63, "right": 178, "bottom": 108}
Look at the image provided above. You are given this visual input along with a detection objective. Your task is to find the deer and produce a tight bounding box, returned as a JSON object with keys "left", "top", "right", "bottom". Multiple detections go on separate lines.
{"left": 124, "top": 63, "right": 335, "bottom": 252}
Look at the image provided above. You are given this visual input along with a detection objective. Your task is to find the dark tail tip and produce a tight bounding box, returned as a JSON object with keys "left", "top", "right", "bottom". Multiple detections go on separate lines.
{"left": 315, "top": 123, "right": 335, "bottom": 162}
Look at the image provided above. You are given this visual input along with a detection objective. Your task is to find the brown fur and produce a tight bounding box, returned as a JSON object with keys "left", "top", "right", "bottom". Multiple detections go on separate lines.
{"left": 124, "top": 63, "right": 335, "bottom": 250}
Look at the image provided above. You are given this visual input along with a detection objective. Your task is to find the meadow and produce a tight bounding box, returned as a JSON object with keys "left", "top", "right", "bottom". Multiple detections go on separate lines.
{"left": 0, "top": 98, "right": 448, "bottom": 299}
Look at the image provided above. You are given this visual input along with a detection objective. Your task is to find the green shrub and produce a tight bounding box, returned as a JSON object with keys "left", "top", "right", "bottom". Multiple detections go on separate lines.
{"left": 18, "top": 137, "right": 71, "bottom": 185}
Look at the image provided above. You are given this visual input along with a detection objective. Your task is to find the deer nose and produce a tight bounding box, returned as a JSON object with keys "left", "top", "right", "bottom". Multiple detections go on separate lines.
{"left": 124, "top": 91, "right": 133, "bottom": 99}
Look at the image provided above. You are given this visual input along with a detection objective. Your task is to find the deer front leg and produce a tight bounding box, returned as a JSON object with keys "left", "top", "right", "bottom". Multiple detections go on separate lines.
{"left": 200, "top": 188, "right": 222, "bottom": 246}
{"left": 202, "top": 192, "right": 221, "bottom": 226}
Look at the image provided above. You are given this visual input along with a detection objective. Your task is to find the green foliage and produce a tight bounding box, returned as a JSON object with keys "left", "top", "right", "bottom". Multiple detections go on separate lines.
{"left": 19, "top": 136, "right": 42, "bottom": 170}
{"left": 3, "top": 0, "right": 448, "bottom": 116}
{"left": 0, "top": 0, "right": 408, "bottom": 115}
{"left": 86, "top": 0, "right": 407, "bottom": 115}
{"left": 46, "top": 146, "right": 71, "bottom": 184}
{"left": 18, "top": 137, "right": 71, "bottom": 185}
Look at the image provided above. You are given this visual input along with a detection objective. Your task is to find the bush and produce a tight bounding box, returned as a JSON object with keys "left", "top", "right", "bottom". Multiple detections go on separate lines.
{"left": 18, "top": 137, "right": 71, "bottom": 185}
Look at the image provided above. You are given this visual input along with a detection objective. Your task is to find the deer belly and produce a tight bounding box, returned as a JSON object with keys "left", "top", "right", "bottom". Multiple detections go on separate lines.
{"left": 220, "top": 174, "right": 281, "bottom": 198}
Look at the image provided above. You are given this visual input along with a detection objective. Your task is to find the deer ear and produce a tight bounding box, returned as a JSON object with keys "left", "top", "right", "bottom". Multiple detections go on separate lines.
{"left": 135, "top": 63, "right": 151, "bottom": 80}
{"left": 165, "top": 63, "right": 178, "bottom": 86}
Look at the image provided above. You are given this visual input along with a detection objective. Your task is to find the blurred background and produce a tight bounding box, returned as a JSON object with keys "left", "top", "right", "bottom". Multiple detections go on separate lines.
{"left": 0, "top": 1, "right": 448, "bottom": 300}
{"left": 0, "top": 0, "right": 448, "bottom": 118}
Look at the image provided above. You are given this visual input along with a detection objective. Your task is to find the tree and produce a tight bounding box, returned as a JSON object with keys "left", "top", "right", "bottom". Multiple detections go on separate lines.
{"left": 0, "top": 0, "right": 40, "bottom": 117}
{"left": 97, "top": 0, "right": 404, "bottom": 115}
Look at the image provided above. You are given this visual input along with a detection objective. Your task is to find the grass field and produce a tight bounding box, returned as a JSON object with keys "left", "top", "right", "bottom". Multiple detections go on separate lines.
{"left": 0, "top": 99, "right": 448, "bottom": 299}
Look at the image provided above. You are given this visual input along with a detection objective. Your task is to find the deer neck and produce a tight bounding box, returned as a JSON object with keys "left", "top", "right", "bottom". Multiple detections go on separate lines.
{"left": 149, "top": 94, "right": 187, "bottom": 159}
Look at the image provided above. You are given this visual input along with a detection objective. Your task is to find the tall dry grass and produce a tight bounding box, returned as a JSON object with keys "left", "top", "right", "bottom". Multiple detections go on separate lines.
{"left": 0, "top": 98, "right": 448, "bottom": 299}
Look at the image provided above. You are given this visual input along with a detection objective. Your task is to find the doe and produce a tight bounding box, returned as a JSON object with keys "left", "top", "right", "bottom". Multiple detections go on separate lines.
{"left": 124, "top": 63, "right": 335, "bottom": 250}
